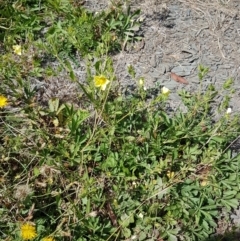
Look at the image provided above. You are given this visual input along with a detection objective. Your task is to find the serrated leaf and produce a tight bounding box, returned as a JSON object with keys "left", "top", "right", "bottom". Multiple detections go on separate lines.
{"left": 221, "top": 199, "right": 239, "bottom": 210}
{"left": 223, "top": 190, "right": 237, "bottom": 197}
{"left": 226, "top": 199, "right": 239, "bottom": 209}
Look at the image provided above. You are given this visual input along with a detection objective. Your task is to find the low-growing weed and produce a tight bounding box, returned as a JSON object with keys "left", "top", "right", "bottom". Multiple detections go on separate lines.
{"left": 0, "top": 1, "right": 240, "bottom": 241}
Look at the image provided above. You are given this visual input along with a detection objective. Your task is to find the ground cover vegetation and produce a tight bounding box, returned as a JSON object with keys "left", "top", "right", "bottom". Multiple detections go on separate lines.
{"left": 1, "top": 0, "right": 240, "bottom": 240}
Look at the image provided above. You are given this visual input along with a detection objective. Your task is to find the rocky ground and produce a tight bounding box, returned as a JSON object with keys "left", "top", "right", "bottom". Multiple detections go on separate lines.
{"left": 85, "top": 0, "right": 240, "bottom": 110}
{"left": 41, "top": 0, "right": 240, "bottom": 239}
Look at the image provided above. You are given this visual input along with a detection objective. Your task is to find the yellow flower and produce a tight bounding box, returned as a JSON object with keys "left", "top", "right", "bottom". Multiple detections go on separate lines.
{"left": 200, "top": 180, "right": 209, "bottom": 187}
{"left": 20, "top": 223, "right": 37, "bottom": 240}
{"left": 12, "top": 45, "right": 22, "bottom": 55}
{"left": 161, "top": 86, "right": 170, "bottom": 95}
{"left": 94, "top": 75, "right": 110, "bottom": 91}
{"left": 139, "top": 78, "right": 144, "bottom": 87}
{"left": 42, "top": 236, "right": 55, "bottom": 241}
{"left": 0, "top": 95, "right": 7, "bottom": 108}
{"left": 167, "top": 171, "right": 175, "bottom": 179}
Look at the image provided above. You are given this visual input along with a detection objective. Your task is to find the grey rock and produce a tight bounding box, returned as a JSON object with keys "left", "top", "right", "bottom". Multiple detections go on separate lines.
{"left": 211, "top": 65, "right": 218, "bottom": 71}
{"left": 171, "top": 65, "right": 194, "bottom": 76}
{"left": 221, "top": 64, "right": 234, "bottom": 69}
{"left": 187, "top": 56, "right": 199, "bottom": 63}
{"left": 150, "top": 55, "right": 157, "bottom": 68}
{"left": 231, "top": 209, "right": 240, "bottom": 226}
{"left": 150, "top": 70, "right": 163, "bottom": 78}
{"left": 142, "top": 66, "right": 150, "bottom": 74}
{"left": 181, "top": 48, "right": 197, "bottom": 55}
{"left": 190, "top": 76, "right": 200, "bottom": 84}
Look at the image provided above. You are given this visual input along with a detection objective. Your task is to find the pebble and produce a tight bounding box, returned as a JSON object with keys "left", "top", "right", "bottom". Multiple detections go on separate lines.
{"left": 171, "top": 65, "right": 194, "bottom": 76}
{"left": 190, "top": 76, "right": 200, "bottom": 84}
{"left": 150, "top": 55, "right": 157, "bottom": 67}
{"left": 150, "top": 69, "right": 163, "bottom": 78}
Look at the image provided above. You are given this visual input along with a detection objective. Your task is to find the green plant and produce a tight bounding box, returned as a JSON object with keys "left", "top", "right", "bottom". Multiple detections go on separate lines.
{"left": 1, "top": 1, "right": 240, "bottom": 241}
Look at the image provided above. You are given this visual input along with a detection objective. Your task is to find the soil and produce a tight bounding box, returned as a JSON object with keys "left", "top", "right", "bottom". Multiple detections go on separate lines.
{"left": 39, "top": 0, "right": 240, "bottom": 239}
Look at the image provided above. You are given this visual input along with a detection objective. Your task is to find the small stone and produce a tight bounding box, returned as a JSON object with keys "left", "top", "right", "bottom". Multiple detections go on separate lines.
{"left": 171, "top": 65, "right": 194, "bottom": 76}
{"left": 150, "top": 70, "right": 162, "bottom": 78}
{"left": 188, "top": 56, "right": 198, "bottom": 63}
{"left": 221, "top": 64, "right": 233, "bottom": 69}
{"left": 150, "top": 55, "right": 157, "bottom": 67}
{"left": 157, "top": 65, "right": 166, "bottom": 75}
{"left": 190, "top": 76, "right": 200, "bottom": 84}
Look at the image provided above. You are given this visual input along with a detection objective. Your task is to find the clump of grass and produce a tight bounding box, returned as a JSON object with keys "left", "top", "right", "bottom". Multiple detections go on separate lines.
{"left": 0, "top": 1, "right": 240, "bottom": 241}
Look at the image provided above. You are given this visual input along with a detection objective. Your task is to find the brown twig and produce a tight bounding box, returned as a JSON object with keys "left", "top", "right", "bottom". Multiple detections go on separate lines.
{"left": 170, "top": 72, "right": 189, "bottom": 84}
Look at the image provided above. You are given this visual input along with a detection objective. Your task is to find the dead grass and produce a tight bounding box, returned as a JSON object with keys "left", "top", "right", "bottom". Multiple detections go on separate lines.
{"left": 178, "top": 0, "right": 239, "bottom": 16}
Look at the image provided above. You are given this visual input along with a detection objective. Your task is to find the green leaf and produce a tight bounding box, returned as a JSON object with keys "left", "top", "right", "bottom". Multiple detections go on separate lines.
{"left": 221, "top": 199, "right": 239, "bottom": 210}
{"left": 236, "top": 193, "right": 240, "bottom": 199}
{"left": 160, "top": 112, "right": 172, "bottom": 126}
{"left": 48, "top": 98, "right": 59, "bottom": 112}
{"left": 168, "top": 233, "right": 178, "bottom": 241}
{"left": 122, "top": 227, "right": 131, "bottom": 238}
{"left": 127, "top": 24, "right": 140, "bottom": 31}
{"left": 175, "top": 131, "right": 185, "bottom": 136}
{"left": 139, "top": 231, "right": 147, "bottom": 241}
{"left": 33, "top": 167, "right": 40, "bottom": 177}
{"left": 202, "top": 219, "right": 209, "bottom": 231}
{"left": 211, "top": 136, "right": 225, "bottom": 143}
{"left": 202, "top": 205, "right": 217, "bottom": 211}
{"left": 225, "top": 199, "right": 239, "bottom": 209}
{"left": 69, "top": 70, "right": 75, "bottom": 81}
{"left": 223, "top": 78, "right": 233, "bottom": 90}
{"left": 223, "top": 190, "right": 237, "bottom": 198}
{"left": 102, "top": 156, "right": 117, "bottom": 168}
{"left": 125, "top": 136, "right": 136, "bottom": 141}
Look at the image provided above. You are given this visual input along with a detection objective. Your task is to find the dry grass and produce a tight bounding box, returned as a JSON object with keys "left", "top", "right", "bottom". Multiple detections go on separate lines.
{"left": 178, "top": 0, "right": 239, "bottom": 16}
